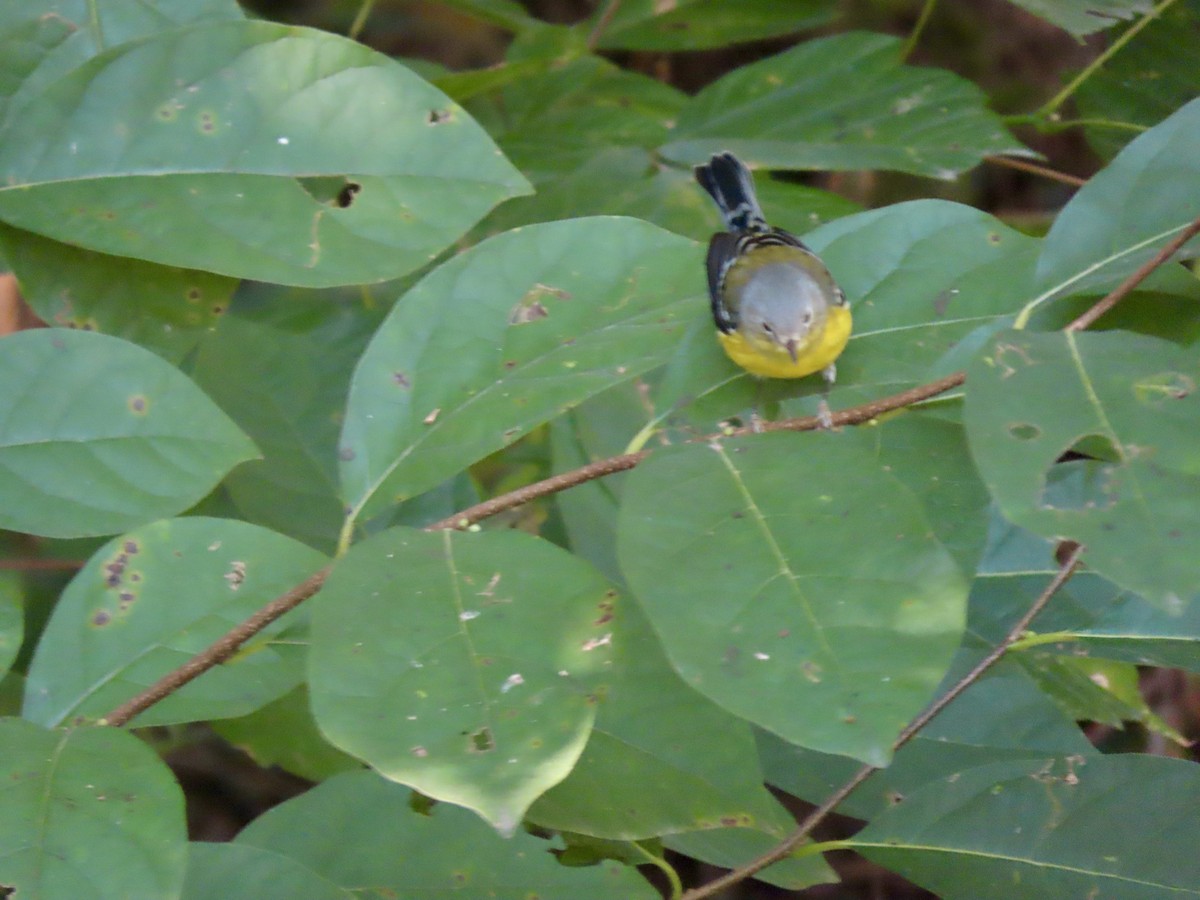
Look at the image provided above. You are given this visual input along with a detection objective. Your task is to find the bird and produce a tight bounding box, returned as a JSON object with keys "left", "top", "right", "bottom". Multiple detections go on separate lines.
{"left": 694, "top": 152, "right": 851, "bottom": 426}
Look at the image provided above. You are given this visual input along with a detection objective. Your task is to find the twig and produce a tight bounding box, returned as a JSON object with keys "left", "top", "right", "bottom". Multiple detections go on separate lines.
{"left": 1035, "top": 0, "right": 1179, "bottom": 119}
{"left": 985, "top": 155, "right": 1086, "bottom": 188}
{"left": 0, "top": 558, "right": 85, "bottom": 571}
{"left": 101, "top": 567, "right": 331, "bottom": 728}
{"left": 680, "top": 543, "right": 1086, "bottom": 899}
{"left": 426, "top": 450, "right": 649, "bottom": 532}
{"left": 431, "top": 372, "right": 968, "bottom": 530}
{"left": 98, "top": 372, "right": 967, "bottom": 726}
{"left": 1065, "top": 212, "right": 1200, "bottom": 331}
{"left": 900, "top": 0, "right": 938, "bottom": 61}
{"left": 348, "top": 0, "right": 377, "bottom": 41}
{"left": 586, "top": 0, "right": 622, "bottom": 51}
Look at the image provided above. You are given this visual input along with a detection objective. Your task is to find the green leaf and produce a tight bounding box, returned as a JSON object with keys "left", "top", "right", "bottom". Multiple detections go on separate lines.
{"left": 592, "top": 0, "right": 834, "bottom": 50}
{"left": 1017, "top": 653, "right": 1187, "bottom": 743}
{"left": 528, "top": 599, "right": 795, "bottom": 840}
{"left": 339, "top": 217, "right": 698, "bottom": 524}
{"left": 0, "top": 20, "right": 530, "bottom": 287}
{"left": 484, "top": 55, "right": 685, "bottom": 178}
{"left": 212, "top": 686, "right": 360, "bottom": 782}
{"left": 0, "top": 718, "right": 187, "bottom": 900}
{"left": 1006, "top": 0, "right": 1151, "bottom": 36}
{"left": 964, "top": 329, "right": 1200, "bottom": 606}
{"left": 431, "top": 0, "right": 540, "bottom": 31}
{"left": 183, "top": 843, "right": 353, "bottom": 900}
{"left": 1073, "top": 1, "right": 1200, "bottom": 159}
{"left": 23, "top": 517, "right": 327, "bottom": 726}
{"left": 852, "top": 755, "right": 1200, "bottom": 898}
{"left": 0, "top": 224, "right": 235, "bottom": 364}
{"left": 617, "top": 432, "right": 967, "bottom": 765}
{"left": 865, "top": 411, "right": 991, "bottom": 576}
{"left": 309, "top": 528, "right": 617, "bottom": 834}
{"left": 661, "top": 32, "right": 1028, "bottom": 178}
{"left": 238, "top": 770, "right": 660, "bottom": 898}
{"left": 966, "top": 517, "right": 1200, "bottom": 672}
{"left": 0, "top": 329, "right": 257, "bottom": 538}
{"left": 1035, "top": 97, "right": 1200, "bottom": 300}
{"left": 0, "top": 0, "right": 244, "bottom": 128}
{"left": 760, "top": 656, "right": 1095, "bottom": 821}
{"left": 192, "top": 298, "right": 380, "bottom": 553}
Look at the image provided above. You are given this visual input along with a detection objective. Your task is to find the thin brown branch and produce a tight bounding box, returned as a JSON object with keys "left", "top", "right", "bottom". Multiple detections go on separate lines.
{"left": 99, "top": 371, "right": 966, "bottom": 726}
{"left": 0, "top": 558, "right": 85, "bottom": 571}
{"left": 985, "top": 155, "right": 1087, "bottom": 188}
{"left": 754, "top": 371, "right": 966, "bottom": 435}
{"left": 1065, "top": 212, "right": 1200, "bottom": 332}
{"left": 681, "top": 542, "right": 1086, "bottom": 900}
{"left": 101, "top": 566, "right": 331, "bottom": 728}
{"left": 425, "top": 450, "right": 649, "bottom": 532}
{"left": 586, "top": 0, "right": 622, "bottom": 51}
{"left": 428, "top": 372, "right": 967, "bottom": 530}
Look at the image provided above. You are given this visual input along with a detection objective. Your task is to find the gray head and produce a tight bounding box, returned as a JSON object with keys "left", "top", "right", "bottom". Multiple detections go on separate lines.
{"left": 737, "top": 261, "right": 833, "bottom": 359}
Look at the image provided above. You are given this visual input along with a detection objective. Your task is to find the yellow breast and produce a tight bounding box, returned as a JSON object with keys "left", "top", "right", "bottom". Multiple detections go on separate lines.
{"left": 718, "top": 305, "right": 852, "bottom": 379}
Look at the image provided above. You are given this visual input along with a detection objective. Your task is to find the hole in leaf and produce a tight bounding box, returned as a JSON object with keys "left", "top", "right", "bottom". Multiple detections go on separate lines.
{"left": 469, "top": 727, "right": 495, "bottom": 753}
{"left": 1039, "top": 459, "right": 1119, "bottom": 512}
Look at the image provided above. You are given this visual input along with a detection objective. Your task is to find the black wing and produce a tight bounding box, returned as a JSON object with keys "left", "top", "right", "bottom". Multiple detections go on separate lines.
{"left": 705, "top": 232, "right": 739, "bottom": 333}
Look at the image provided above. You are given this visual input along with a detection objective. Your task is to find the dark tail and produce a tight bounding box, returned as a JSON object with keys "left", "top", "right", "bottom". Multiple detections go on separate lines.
{"left": 694, "top": 152, "right": 767, "bottom": 234}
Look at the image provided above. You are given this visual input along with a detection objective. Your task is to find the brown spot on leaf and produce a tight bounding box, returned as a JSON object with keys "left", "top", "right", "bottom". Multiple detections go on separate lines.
{"left": 128, "top": 395, "right": 148, "bottom": 415}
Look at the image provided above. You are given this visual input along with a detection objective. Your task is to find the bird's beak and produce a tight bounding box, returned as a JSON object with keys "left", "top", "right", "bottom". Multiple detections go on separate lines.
{"left": 785, "top": 338, "right": 799, "bottom": 363}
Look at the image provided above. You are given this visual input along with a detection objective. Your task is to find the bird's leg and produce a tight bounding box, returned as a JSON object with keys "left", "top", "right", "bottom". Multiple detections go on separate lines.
{"left": 817, "top": 363, "right": 836, "bottom": 430}
{"left": 749, "top": 378, "right": 768, "bottom": 433}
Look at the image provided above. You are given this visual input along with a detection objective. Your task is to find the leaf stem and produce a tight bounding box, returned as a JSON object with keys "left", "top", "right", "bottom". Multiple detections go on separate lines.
{"left": 678, "top": 543, "right": 1086, "bottom": 899}
{"left": 632, "top": 842, "right": 683, "bottom": 900}
{"left": 900, "top": 0, "right": 938, "bottom": 61}
{"left": 348, "top": 0, "right": 378, "bottom": 41}
{"left": 985, "top": 155, "right": 1086, "bottom": 188}
{"left": 1006, "top": 630, "right": 1081, "bottom": 652}
{"left": 1035, "top": 0, "right": 1179, "bottom": 120}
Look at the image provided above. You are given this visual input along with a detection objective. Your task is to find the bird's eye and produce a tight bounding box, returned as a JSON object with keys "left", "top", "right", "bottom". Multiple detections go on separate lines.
{"left": 761, "top": 322, "right": 773, "bottom": 334}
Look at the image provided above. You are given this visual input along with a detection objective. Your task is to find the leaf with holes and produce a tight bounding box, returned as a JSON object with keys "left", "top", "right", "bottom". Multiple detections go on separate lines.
{"left": 0, "top": 329, "right": 257, "bottom": 538}
{"left": 23, "top": 517, "right": 327, "bottom": 727}
{"left": 528, "top": 600, "right": 801, "bottom": 845}
{"left": 338, "top": 216, "right": 698, "bottom": 524}
{"left": 308, "top": 528, "right": 618, "bottom": 834}
{"left": 964, "top": 329, "right": 1200, "bottom": 607}
{"left": 0, "top": 20, "right": 530, "bottom": 286}
{"left": 617, "top": 431, "right": 968, "bottom": 766}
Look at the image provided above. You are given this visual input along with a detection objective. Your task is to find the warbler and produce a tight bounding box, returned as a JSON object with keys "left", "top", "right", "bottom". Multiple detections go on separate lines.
{"left": 695, "top": 152, "right": 851, "bottom": 419}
